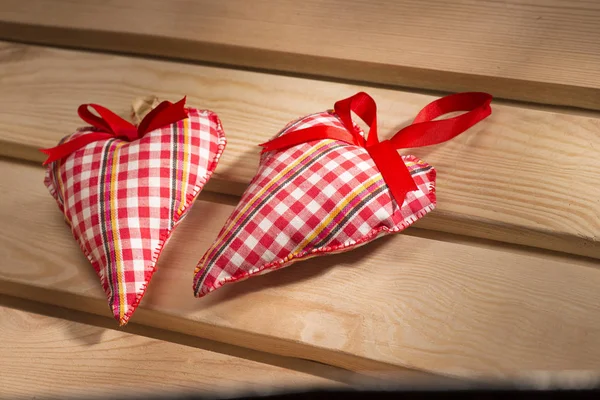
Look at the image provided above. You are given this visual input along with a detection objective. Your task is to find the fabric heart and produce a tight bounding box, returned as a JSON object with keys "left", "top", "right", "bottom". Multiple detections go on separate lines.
{"left": 43, "top": 98, "right": 226, "bottom": 324}
{"left": 193, "top": 92, "right": 492, "bottom": 297}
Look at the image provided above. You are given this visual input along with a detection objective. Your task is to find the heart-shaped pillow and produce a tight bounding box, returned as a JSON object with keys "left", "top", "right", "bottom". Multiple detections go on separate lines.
{"left": 44, "top": 99, "right": 226, "bottom": 324}
{"left": 193, "top": 92, "right": 492, "bottom": 297}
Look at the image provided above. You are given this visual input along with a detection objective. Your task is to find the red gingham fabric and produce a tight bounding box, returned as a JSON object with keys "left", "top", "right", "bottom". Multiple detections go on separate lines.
{"left": 193, "top": 110, "right": 436, "bottom": 297}
{"left": 45, "top": 107, "right": 226, "bottom": 324}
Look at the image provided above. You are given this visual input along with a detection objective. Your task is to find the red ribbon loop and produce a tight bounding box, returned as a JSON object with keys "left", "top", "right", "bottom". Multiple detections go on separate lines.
{"left": 259, "top": 91, "right": 492, "bottom": 205}
{"left": 41, "top": 97, "right": 188, "bottom": 165}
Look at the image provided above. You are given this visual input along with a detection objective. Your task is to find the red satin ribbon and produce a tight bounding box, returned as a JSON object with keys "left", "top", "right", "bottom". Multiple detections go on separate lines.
{"left": 40, "top": 97, "right": 189, "bottom": 165}
{"left": 259, "top": 91, "right": 493, "bottom": 205}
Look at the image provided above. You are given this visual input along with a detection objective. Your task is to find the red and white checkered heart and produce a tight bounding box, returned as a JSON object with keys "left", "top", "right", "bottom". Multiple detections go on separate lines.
{"left": 193, "top": 111, "right": 436, "bottom": 297}
{"left": 45, "top": 108, "right": 226, "bottom": 325}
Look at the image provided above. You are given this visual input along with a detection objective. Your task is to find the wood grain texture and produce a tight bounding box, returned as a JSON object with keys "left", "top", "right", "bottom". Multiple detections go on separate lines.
{"left": 2, "top": 158, "right": 600, "bottom": 377}
{"left": 1, "top": 42, "right": 599, "bottom": 258}
{"left": 0, "top": 0, "right": 599, "bottom": 110}
{"left": 0, "top": 305, "right": 336, "bottom": 399}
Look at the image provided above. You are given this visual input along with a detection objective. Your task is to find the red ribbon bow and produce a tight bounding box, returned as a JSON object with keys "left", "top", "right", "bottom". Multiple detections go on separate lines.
{"left": 41, "top": 97, "right": 189, "bottom": 165}
{"left": 259, "top": 91, "right": 493, "bottom": 205}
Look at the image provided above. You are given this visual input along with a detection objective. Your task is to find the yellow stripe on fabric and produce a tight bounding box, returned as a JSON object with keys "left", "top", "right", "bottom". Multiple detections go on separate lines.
{"left": 55, "top": 158, "right": 65, "bottom": 199}
{"left": 210, "top": 139, "right": 335, "bottom": 248}
{"left": 178, "top": 118, "right": 189, "bottom": 214}
{"left": 289, "top": 175, "right": 383, "bottom": 256}
{"left": 110, "top": 142, "right": 127, "bottom": 321}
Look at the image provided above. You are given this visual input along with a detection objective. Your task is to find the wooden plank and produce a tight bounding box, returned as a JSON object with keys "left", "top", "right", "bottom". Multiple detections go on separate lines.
{"left": 2, "top": 158, "right": 600, "bottom": 377}
{"left": 1, "top": 43, "right": 599, "bottom": 258}
{"left": 0, "top": 0, "right": 599, "bottom": 110}
{"left": 0, "top": 304, "right": 338, "bottom": 399}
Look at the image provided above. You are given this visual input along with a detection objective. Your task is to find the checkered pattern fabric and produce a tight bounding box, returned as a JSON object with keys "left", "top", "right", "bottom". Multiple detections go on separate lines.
{"left": 193, "top": 111, "right": 435, "bottom": 297}
{"left": 45, "top": 108, "right": 226, "bottom": 325}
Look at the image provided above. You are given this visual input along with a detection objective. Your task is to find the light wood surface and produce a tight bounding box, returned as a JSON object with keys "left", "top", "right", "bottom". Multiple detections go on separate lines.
{"left": 0, "top": 304, "right": 336, "bottom": 399}
{"left": 0, "top": 0, "right": 599, "bottom": 110}
{"left": 1, "top": 42, "right": 599, "bottom": 258}
{"left": 2, "top": 158, "right": 600, "bottom": 377}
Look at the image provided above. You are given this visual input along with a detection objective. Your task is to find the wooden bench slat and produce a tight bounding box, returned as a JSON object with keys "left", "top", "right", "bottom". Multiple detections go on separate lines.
{"left": 0, "top": 0, "right": 599, "bottom": 110}
{"left": 0, "top": 42, "right": 599, "bottom": 258}
{"left": 2, "top": 158, "right": 600, "bottom": 377}
{"left": 0, "top": 304, "right": 337, "bottom": 398}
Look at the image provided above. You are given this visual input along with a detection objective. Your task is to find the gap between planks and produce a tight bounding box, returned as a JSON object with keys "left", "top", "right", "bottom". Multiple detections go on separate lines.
{"left": 0, "top": 0, "right": 599, "bottom": 110}
{"left": 0, "top": 297, "right": 346, "bottom": 399}
{"left": 0, "top": 42, "right": 599, "bottom": 259}
{"left": 2, "top": 157, "right": 600, "bottom": 377}
{"left": 0, "top": 295, "right": 361, "bottom": 385}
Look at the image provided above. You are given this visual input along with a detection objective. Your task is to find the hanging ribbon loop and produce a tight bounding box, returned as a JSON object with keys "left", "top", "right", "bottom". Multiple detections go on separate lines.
{"left": 390, "top": 92, "right": 493, "bottom": 149}
{"left": 259, "top": 91, "right": 492, "bottom": 205}
{"left": 77, "top": 103, "right": 139, "bottom": 141}
{"left": 41, "top": 97, "right": 188, "bottom": 165}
